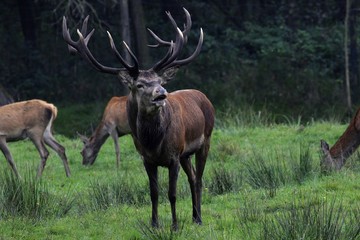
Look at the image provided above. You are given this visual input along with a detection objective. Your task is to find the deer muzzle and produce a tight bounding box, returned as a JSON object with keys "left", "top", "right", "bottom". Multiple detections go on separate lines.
{"left": 152, "top": 86, "right": 168, "bottom": 107}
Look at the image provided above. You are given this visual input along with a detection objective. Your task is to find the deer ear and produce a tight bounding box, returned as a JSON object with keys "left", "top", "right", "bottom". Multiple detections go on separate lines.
{"left": 118, "top": 71, "right": 133, "bottom": 87}
{"left": 320, "top": 140, "right": 330, "bottom": 152}
{"left": 161, "top": 67, "right": 179, "bottom": 83}
{"left": 77, "top": 132, "right": 89, "bottom": 144}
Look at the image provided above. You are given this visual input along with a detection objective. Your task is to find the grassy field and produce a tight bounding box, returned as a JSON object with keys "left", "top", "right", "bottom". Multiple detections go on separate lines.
{"left": 0, "top": 116, "right": 359, "bottom": 239}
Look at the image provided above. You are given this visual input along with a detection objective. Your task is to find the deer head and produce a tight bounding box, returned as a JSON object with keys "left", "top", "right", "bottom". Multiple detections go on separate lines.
{"left": 78, "top": 133, "right": 97, "bottom": 165}
{"left": 320, "top": 139, "right": 343, "bottom": 172}
{"left": 320, "top": 140, "right": 334, "bottom": 172}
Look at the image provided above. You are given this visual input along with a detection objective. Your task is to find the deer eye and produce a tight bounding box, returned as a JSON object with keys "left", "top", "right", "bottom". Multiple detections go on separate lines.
{"left": 136, "top": 83, "right": 144, "bottom": 89}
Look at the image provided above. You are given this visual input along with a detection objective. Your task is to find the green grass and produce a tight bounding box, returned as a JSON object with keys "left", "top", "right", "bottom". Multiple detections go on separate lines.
{"left": 0, "top": 118, "right": 359, "bottom": 239}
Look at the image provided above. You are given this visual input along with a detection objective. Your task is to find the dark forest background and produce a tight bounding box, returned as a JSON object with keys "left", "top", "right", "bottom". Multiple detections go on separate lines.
{"left": 0, "top": 0, "right": 359, "bottom": 120}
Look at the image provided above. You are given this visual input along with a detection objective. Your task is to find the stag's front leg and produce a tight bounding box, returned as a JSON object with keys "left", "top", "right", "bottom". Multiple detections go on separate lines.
{"left": 194, "top": 141, "right": 211, "bottom": 225}
{"left": 110, "top": 130, "right": 120, "bottom": 168}
{"left": 168, "top": 161, "right": 180, "bottom": 231}
{"left": 144, "top": 162, "right": 159, "bottom": 228}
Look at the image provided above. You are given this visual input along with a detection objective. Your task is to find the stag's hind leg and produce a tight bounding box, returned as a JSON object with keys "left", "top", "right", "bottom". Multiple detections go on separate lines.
{"left": 180, "top": 156, "right": 198, "bottom": 224}
{"left": 43, "top": 127, "right": 71, "bottom": 177}
{"left": 0, "top": 136, "right": 20, "bottom": 177}
{"left": 194, "top": 139, "right": 211, "bottom": 225}
{"left": 168, "top": 161, "right": 180, "bottom": 231}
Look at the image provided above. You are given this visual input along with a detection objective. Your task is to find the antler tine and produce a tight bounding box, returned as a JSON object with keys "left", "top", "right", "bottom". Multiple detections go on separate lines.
{"left": 80, "top": 16, "right": 89, "bottom": 37}
{"left": 147, "top": 8, "right": 192, "bottom": 48}
{"left": 152, "top": 27, "right": 185, "bottom": 72}
{"left": 165, "top": 28, "right": 204, "bottom": 69}
{"left": 122, "top": 41, "right": 140, "bottom": 72}
{"left": 151, "top": 41, "right": 175, "bottom": 72}
{"left": 63, "top": 16, "right": 93, "bottom": 55}
{"left": 147, "top": 28, "right": 171, "bottom": 47}
{"left": 150, "top": 8, "right": 203, "bottom": 72}
{"left": 62, "top": 16, "right": 139, "bottom": 75}
{"left": 62, "top": 16, "right": 77, "bottom": 54}
{"left": 158, "top": 28, "right": 185, "bottom": 68}
{"left": 107, "top": 31, "right": 139, "bottom": 75}
{"left": 182, "top": 7, "right": 192, "bottom": 44}
{"left": 75, "top": 29, "right": 122, "bottom": 74}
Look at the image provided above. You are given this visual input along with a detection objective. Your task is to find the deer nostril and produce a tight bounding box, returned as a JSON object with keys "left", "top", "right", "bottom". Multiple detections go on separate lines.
{"left": 155, "top": 87, "right": 167, "bottom": 95}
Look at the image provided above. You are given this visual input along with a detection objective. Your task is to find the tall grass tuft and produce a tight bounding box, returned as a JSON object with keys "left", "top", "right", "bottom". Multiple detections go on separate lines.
{"left": 262, "top": 197, "right": 360, "bottom": 240}
{"left": 0, "top": 169, "right": 74, "bottom": 219}
{"left": 244, "top": 152, "right": 288, "bottom": 197}
{"left": 292, "top": 144, "right": 313, "bottom": 183}
{"left": 136, "top": 217, "right": 193, "bottom": 240}
{"left": 208, "top": 167, "right": 237, "bottom": 195}
{"left": 89, "top": 176, "right": 149, "bottom": 211}
{"left": 236, "top": 194, "right": 264, "bottom": 239}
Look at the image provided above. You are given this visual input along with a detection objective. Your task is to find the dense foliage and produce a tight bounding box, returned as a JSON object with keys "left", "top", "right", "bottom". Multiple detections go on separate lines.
{"left": 0, "top": 0, "right": 359, "bottom": 120}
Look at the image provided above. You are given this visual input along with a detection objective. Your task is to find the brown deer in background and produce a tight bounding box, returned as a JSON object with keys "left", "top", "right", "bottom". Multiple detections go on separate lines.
{"left": 63, "top": 8, "right": 214, "bottom": 230}
{"left": 79, "top": 96, "right": 131, "bottom": 167}
{"left": 0, "top": 99, "right": 71, "bottom": 178}
{"left": 321, "top": 108, "right": 360, "bottom": 171}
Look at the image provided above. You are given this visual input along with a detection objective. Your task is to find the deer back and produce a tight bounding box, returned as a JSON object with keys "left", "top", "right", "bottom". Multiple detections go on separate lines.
{"left": 0, "top": 100, "right": 56, "bottom": 139}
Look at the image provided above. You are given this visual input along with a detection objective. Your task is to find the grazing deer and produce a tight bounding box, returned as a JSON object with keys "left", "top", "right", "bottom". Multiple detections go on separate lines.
{"left": 321, "top": 108, "right": 360, "bottom": 171}
{"left": 79, "top": 96, "right": 131, "bottom": 167}
{"left": 63, "top": 8, "right": 214, "bottom": 230}
{"left": 0, "top": 99, "right": 71, "bottom": 177}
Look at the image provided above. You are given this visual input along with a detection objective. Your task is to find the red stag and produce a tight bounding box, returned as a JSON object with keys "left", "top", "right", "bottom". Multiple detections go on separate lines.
{"left": 62, "top": 8, "right": 214, "bottom": 229}
{"left": 321, "top": 108, "right": 360, "bottom": 171}
{"left": 0, "top": 99, "right": 71, "bottom": 177}
{"left": 79, "top": 96, "right": 131, "bottom": 166}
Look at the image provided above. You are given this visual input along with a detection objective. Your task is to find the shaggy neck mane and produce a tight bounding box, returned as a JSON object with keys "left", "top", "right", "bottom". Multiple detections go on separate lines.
{"left": 136, "top": 107, "right": 171, "bottom": 151}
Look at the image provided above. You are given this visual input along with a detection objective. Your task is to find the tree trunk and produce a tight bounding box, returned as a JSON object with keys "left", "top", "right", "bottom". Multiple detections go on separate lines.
{"left": 349, "top": 2, "right": 359, "bottom": 102}
{"left": 119, "top": 0, "right": 131, "bottom": 62}
{"left": 129, "top": 0, "right": 150, "bottom": 67}
{"left": 344, "top": 0, "right": 352, "bottom": 112}
{"left": 17, "top": 0, "right": 36, "bottom": 49}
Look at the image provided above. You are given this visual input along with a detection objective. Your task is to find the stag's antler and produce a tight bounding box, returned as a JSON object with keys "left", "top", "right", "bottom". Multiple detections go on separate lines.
{"left": 62, "top": 16, "right": 139, "bottom": 76}
{"left": 148, "top": 8, "right": 204, "bottom": 72}
{"left": 62, "top": 8, "right": 203, "bottom": 77}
